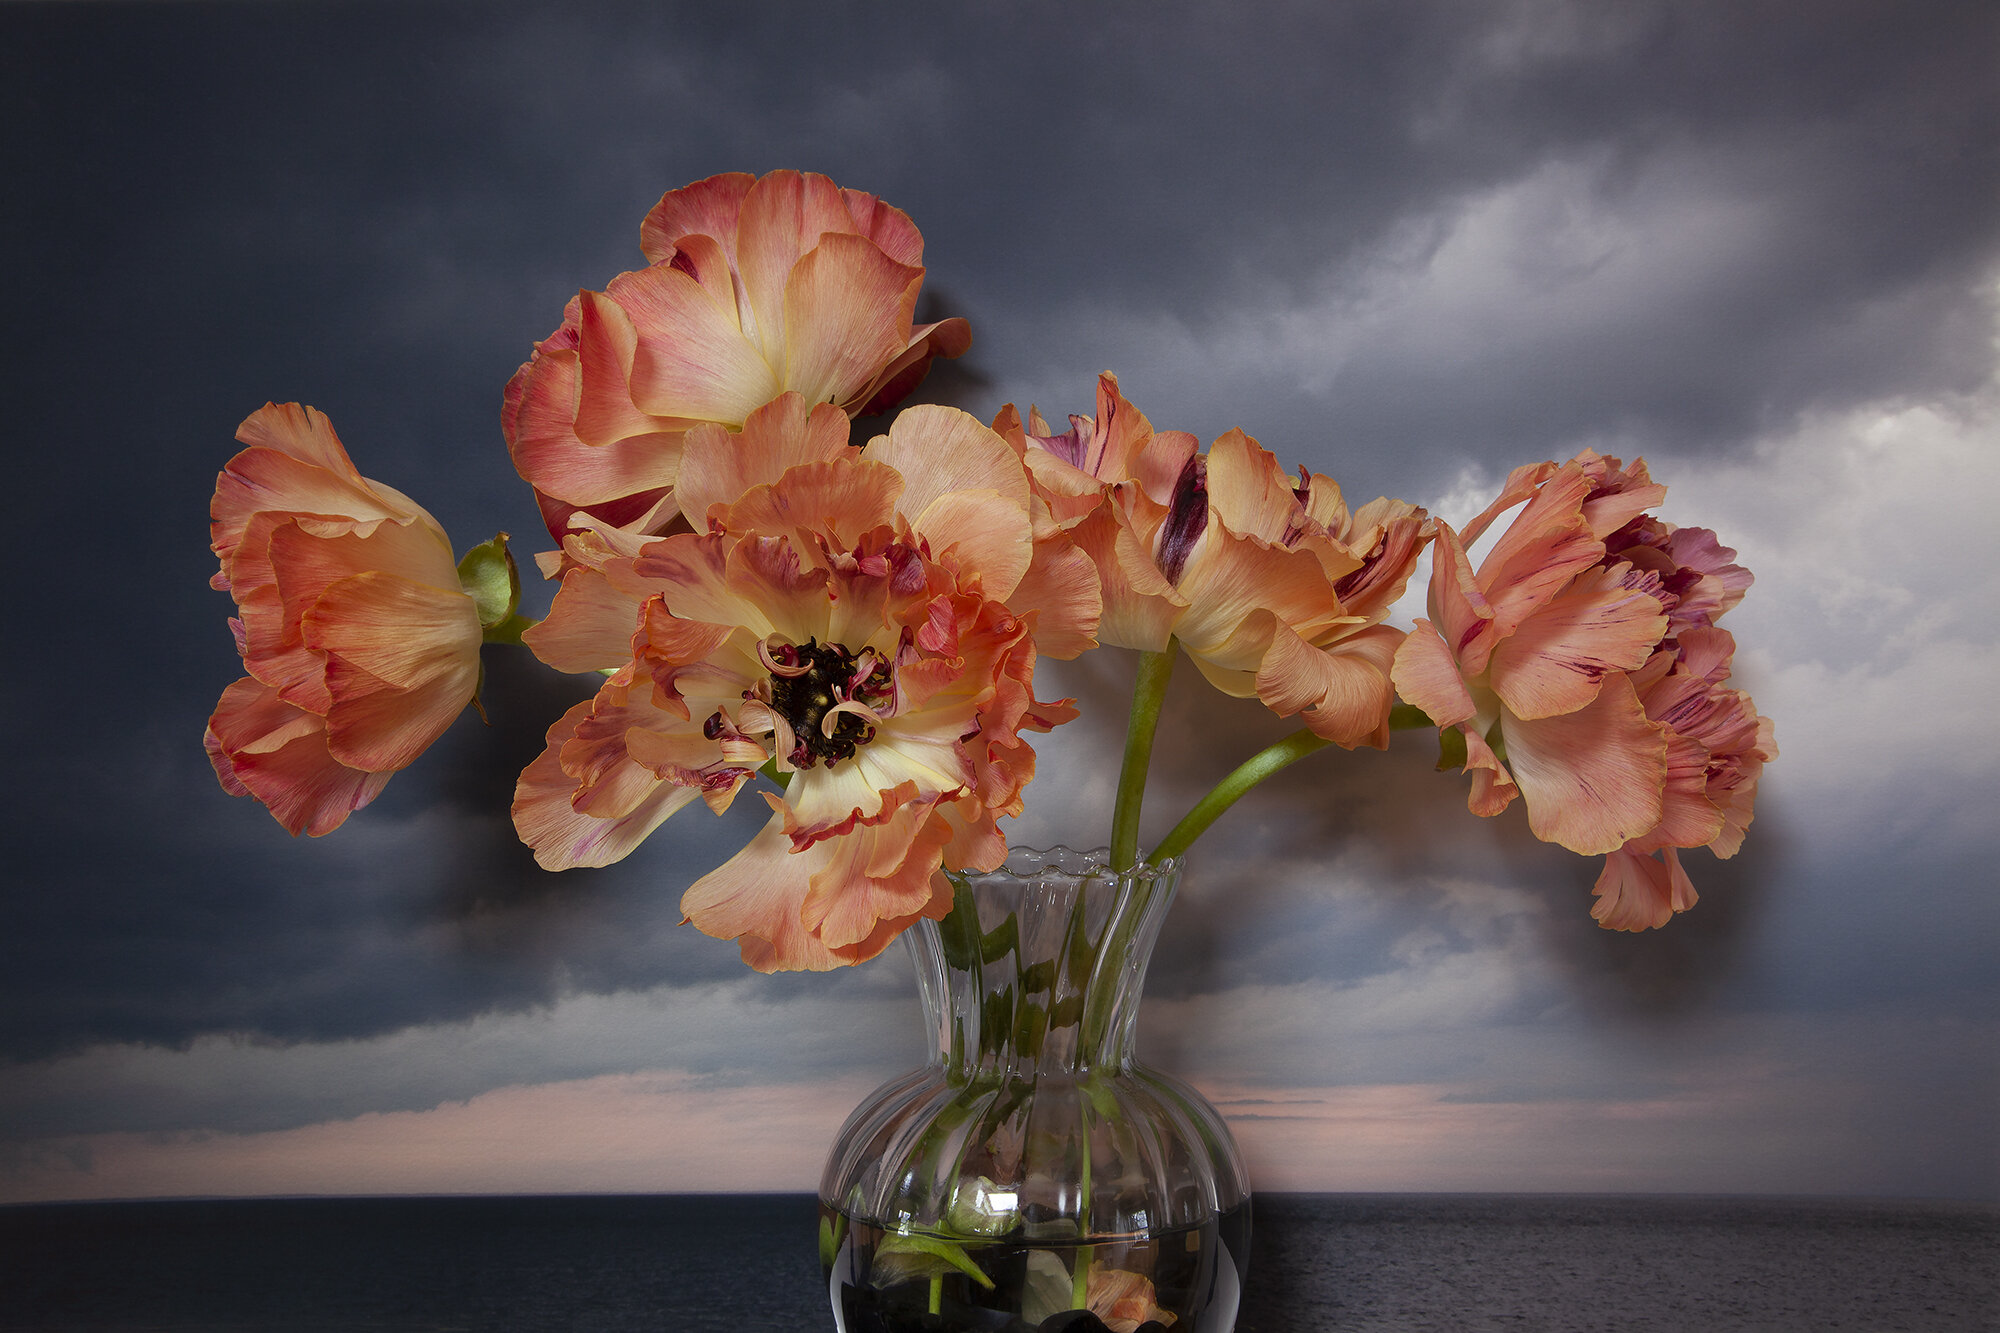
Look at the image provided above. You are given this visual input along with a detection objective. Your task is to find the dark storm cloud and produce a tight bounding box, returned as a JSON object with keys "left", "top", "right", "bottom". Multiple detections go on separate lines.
{"left": 2, "top": 0, "right": 1994, "bottom": 1088}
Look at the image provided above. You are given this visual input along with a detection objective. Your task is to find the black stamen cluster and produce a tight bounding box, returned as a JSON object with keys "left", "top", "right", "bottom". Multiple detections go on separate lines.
{"left": 768, "top": 639, "right": 881, "bottom": 768}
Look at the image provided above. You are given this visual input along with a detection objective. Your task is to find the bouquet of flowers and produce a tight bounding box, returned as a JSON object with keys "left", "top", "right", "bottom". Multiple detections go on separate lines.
{"left": 204, "top": 170, "right": 1774, "bottom": 1332}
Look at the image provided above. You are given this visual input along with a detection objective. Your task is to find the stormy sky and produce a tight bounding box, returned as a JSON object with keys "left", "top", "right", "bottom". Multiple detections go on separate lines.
{"left": 3, "top": 0, "right": 1995, "bottom": 1202}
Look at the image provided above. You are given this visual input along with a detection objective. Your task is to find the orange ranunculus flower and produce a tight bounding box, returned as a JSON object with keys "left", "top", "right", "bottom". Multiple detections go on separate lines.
{"left": 512, "top": 401, "right": 1091, "bottom": 970}
{"left": 503, "top": 170, "right": 971, "bottom": 543}
{"left": 1391, "top": 450, "right": 1772, "bottom": 926}
{"left": 996, "top": 372, "right": 1429, "bottom": 748}
{"left": 206, "top": 403, "right": 485, "bottom": 836}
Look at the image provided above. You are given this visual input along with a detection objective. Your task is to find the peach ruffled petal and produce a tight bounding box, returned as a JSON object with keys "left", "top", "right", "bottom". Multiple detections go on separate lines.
{"left": 513, "top": 699, "right": 703, "bottom": 870}
{"left": 613, "top": 263, "right": 782, "bottom": 424}
{"left": 1070, "top": 505, "right": 1184, "bottom": 653}
{"left": 1502, "top": 675, "right": 1667, "bottom": 855}
{"left": 673, "top": 394, "right": 853, "bottom": 531}
{"left": 865, "top": 405, "right": 1033, "bottom": 525}
{"left": 639, "top": 172, "right": 756, "bottom": 268}
{"left": 1004, "top": 531, "right": 1102, "bottom": 660}
{"left": 308, "top": 573, "right": 484, "bottom": 772}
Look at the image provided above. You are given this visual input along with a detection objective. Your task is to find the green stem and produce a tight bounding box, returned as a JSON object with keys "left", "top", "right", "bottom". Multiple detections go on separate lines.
{"left": 480, "top": 613, "right": 538, "bottom": 646}
{"left": 1151, "top": 729, "right": 1333, "bottom": 863}
{"left": 1388, "top": 701, "right": 1434, "bottom": 731}
{"left": 929, "top": 1271, "right": 943, "bottom": 1315}
{"left": 1109, "top": 646, "right": 1176, "bottom": 871}
{"left": 1072, "top": 1099, "right": 1093, "bottom": 1309}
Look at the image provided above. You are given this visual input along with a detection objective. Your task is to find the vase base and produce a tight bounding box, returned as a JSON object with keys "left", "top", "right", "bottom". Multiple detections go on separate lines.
{"left": 823, "top": 1200, "right": 1247, "bottom": 1333}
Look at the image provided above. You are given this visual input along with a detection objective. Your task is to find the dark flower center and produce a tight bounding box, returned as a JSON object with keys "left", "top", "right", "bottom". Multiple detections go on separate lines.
{"left": 764, "top": 639, "right": 893, "bottom": 769}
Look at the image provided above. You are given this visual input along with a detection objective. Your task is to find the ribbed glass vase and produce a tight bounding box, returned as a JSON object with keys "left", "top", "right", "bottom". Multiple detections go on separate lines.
{"left": 819, "top": 846, "right": 1250, "bottom": 1333}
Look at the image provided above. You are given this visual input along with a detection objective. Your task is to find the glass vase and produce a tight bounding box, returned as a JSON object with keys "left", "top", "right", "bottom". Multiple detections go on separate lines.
{"left": 820, "top": 845, "right": 1250, "bottom": 1333}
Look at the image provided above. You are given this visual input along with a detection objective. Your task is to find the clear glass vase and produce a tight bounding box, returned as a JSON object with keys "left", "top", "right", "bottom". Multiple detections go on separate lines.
{"left": 820, "top": 846, "right": 1250, "bottom": 1333}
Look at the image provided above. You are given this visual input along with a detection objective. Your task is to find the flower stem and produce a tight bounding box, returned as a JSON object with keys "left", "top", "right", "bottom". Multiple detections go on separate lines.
{"left": 1109, "top": 646, "right": 1176, "bottom": 871}
{"left": 480, "top": 613, "right": 538, "bottom": 646}
{"left": 1389, "top": 701, "right": 1433, "bottom": 731}
{"left": 1151, "top": 729, "right": 1333, "bottom": 862}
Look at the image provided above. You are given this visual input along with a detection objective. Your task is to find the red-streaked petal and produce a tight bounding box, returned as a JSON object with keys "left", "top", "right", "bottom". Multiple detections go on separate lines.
{"left": 1475, "top": 464, "right": 1604, "bottom": 642}
{"left": 1487, "top": 563, "right": 1668, "bottom": 721}
{"left": 1423, "top": 523, "right": 1498, "bottom": 676}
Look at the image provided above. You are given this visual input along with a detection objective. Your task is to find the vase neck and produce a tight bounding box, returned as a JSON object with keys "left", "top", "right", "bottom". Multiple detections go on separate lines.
{"left": 906, "top": 845, "right": 1181, "bottom": 1079}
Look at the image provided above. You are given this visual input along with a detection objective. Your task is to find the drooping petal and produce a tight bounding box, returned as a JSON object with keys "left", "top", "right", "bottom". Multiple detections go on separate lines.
{"left": 798, "top": 790, "right": 955, "bottom": 952}
{"left": 1460, "top": 724, "right": 1520, "bottom": 818}
{"left": 1591, "top": 846, "right": 1697, "bottom": 931}
{"left": 1502, "top": 676, "right": 1667, "bottom": 855}
{"left": 1256, "top": 621, "right": 1404, "bottom": 749}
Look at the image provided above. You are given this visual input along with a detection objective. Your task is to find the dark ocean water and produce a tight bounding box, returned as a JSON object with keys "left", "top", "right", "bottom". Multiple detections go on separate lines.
{"left": 1, "top": 1193, "right": 1993, "bottom": 1332}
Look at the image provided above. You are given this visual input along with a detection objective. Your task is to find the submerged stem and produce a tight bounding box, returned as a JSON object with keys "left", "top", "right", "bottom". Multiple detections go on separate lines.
{"left": 1109, "top": 646, "right": 1176, "bottom": 872}
{"left": 1151, "top": 729, "right": 1333, "bottom": 863}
